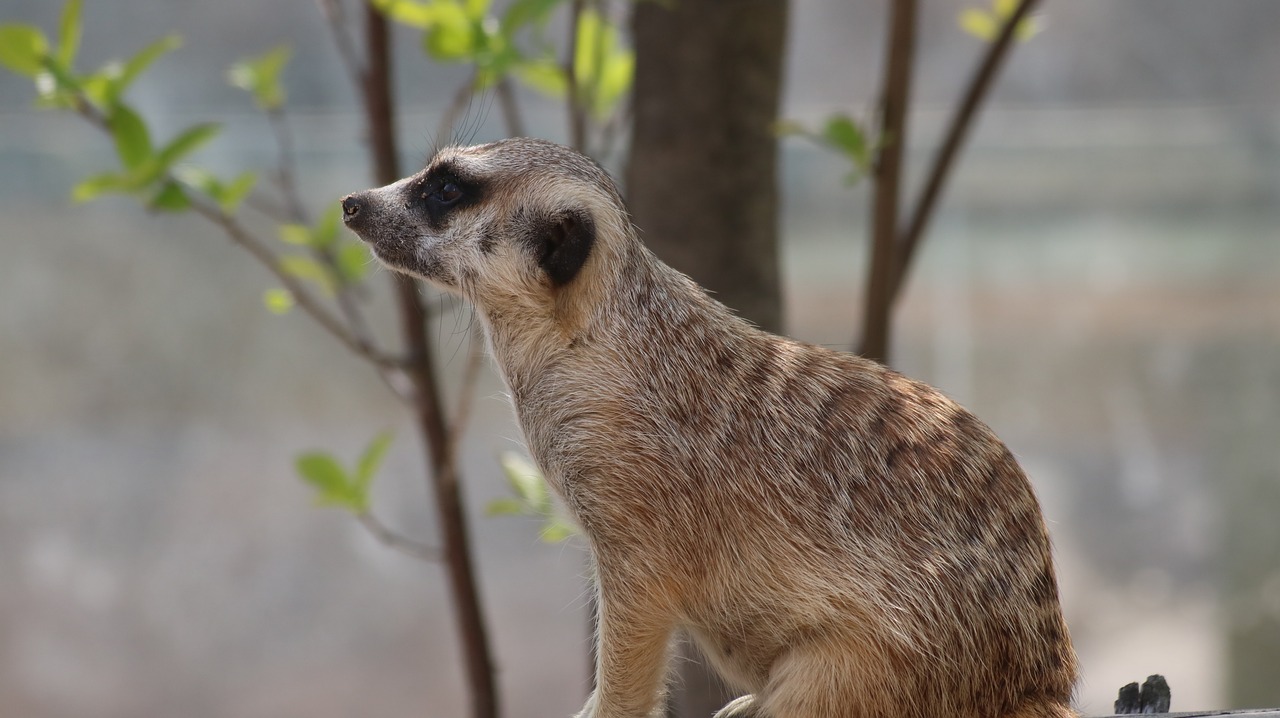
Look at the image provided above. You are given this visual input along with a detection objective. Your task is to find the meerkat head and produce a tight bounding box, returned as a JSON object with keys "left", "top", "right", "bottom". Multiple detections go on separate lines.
{"left": 340, "top": 138, "right": 633, "bottom": 315}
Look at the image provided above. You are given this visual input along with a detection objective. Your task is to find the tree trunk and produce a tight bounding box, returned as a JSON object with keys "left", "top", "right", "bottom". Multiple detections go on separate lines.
{"left": 626, "top": 1, "right": 790, "bottom": 715}
{"left": 626, "top": 0, "right": 789, "bottom": 335}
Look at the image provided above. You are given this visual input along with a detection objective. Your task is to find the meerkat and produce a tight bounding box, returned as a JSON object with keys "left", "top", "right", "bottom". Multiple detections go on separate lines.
{"left": 341, "top": 137, "right": 1078, "bottom": 718}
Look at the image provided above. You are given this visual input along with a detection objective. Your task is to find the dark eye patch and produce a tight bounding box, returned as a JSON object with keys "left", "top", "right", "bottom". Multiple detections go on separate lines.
{"left": 412, "top": 160, "right": 484, "bottom": 229}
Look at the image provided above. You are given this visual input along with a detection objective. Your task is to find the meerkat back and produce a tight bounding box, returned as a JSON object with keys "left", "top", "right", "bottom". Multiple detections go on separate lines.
{"left": 341, "top": 137, "right": 1078, "bottom": 718}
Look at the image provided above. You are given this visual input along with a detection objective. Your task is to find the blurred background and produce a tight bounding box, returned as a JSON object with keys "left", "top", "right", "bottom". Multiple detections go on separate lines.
{"left": 2, "top": 0, "right": 1278, "bottom": 716}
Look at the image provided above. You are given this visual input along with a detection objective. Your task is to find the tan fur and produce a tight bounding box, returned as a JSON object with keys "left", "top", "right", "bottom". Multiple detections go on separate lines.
{"left": 342, "top": 138, "right": 1078, "bottom": 718}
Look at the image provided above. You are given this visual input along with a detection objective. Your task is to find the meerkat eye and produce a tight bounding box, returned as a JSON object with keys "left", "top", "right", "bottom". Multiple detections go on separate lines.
{"left": 428, "top": 182, "right": 464, "bottom": 206}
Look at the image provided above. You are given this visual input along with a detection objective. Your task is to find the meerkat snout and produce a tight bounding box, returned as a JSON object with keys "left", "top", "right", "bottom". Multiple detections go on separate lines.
{"left": 340, "top": 192, "right": 364, "bottom": 221}
{"left": 343, "top": 137, "right": 1079, "bottom": 718}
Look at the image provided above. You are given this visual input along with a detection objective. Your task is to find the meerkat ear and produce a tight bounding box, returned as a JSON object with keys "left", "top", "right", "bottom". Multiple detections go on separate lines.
{"left": 538, "top": 209, "right": 595, "bottom": 287}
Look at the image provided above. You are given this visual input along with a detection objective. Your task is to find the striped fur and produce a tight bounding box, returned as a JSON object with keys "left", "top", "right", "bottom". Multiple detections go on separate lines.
{"left": 342, "top": 138, "right": 1078, "bottom": 718}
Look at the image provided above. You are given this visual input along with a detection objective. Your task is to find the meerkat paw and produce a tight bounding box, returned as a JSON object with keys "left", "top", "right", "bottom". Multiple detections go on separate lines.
{"left": 713, "top": 695, "right": 764, "bottom": 718}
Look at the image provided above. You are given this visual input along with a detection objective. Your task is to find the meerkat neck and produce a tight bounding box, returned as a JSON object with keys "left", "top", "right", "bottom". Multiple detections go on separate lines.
{"left": 481, "top": 237, "right": 744, "bottom": 395}
{"left": 478, "top": 229, "right": 646, "bottom": 386}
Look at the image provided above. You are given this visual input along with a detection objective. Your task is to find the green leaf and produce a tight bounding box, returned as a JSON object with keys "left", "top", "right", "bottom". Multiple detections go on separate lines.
{"left": 80, "top": 70, "right": 115, "bottom": 107}
{"left": 218, "top": 172, "right": 257, "bottom": 215}
{"left": 993, "top": 0, "right": 1018, "bottom": 18}
{"left": 0, "top": 25, "right": 50, "bottom": 77}
{"left": 485, "top": 497, "right": 528, "bottom": 516}
{"left": 278, "top": 223, "right": 312, "bottom": 246}
{"left": 154, "top": 122, "right": 220, "bottom": 170}
{"left": 373, "top": 0, "right": 438, "bottom": 29}
{"left": 279, "top": 255, "right": 336, "bottom": 294}
{"left": 148, "top": 180, "right": 189, "bottom": 212}
{"left": 572, "top": 10, "right": 632, "bottom": 117}
{"left": 228, "top": 45, "right": 291, "bottom": 110}
{"left": 32, "top": 58, "right": 81, "bottom": 109}
{"left": 424, "top": 2, "right": 476, "bottom": 60}
{"left": 57, "top": 0, "right": 83, "bottom": 69}
{"left": 71, "top": 172, "right": 128, "bottom": 202}
{"left": 173, "top": 165, "right": 220, "bottom": 192}
{"left": 108, "top": 104, "right": 152, "bottom": 170}
{"left": 296, "top": 452, "right": 348, "bottom": 493}
{"left": 499, "top": 452, "right": 551, "bottom": 513}
{"left": 960, "top": 3, "right": 1040, "bottom": 43}
{"left": 464, "top": 0, "right": 492, "bottom": 21}
{"left": 117, "top": 35, "right": 182, "bottom": 96}
{"left": 822, "top": 114, "right": 870, "bottom": 170}
{"left": 1013, "top": 14, "right": 1043, "bottom": 41}
{"left": 296, "top": 452, "right": 366, "bottom": 511}
{"left": 540, "top": 518, "right": 576, "bottom": 543}
{"left": 501, "top": 0, "right": 563, "bottom": 35}
{"left": 492, "top": 451, "right": 578, "bottom": 541}
{"left": 959, "top": 8, "right": 997, "bottom": 41}
{"left": 512, "top": 58, "right": 566, "bottom": 97}
{"left": 336, "top": 242, "right": 373, "bottom": 284}
{"left": 594, "top": 48, "right": 633, "bottom": 116}
{"left": 263, "top": 288, "right": 295, "bottom": 314}
{"left": 354, "top": 431, "right": 394, "bottom": 490}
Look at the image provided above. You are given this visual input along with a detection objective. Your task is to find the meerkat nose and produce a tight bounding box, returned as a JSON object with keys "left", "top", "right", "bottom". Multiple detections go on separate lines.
{"left": 340, "top": 193, "right": 365, "bottom": 223}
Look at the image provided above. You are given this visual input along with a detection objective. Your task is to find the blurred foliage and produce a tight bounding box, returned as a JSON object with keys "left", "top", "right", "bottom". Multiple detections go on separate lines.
{"left": 297, "top": 432, "right": 396, "bottom": 513}
{"left": 959, "top": 0, "right": 1042, "bottom": 42}
{"left": 374, "top": 0, "right": 632, "bottom": 118}
{"left": 0, "top": 0, "right": 621, "bottom": 543}
{"left": 0, "top": 1, "right": 249, "bottom": 214}
{"left": 488, "top": 452, "right": 578, "bottom": 543}
{"left": 777, "top": 114, "right": 876, "bottom": 186}
{"left": 227, "top": 45, "right": 292, "bottom": 110}
{"left": 780, "top": 1, "right": 1042, "bottom": 188}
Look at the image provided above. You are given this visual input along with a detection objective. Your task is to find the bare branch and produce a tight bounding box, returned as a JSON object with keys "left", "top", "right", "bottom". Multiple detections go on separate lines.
{"left": 186, "top": 198, "right": 405, "bottom": 368}
{"left": 565, "top": 0, "right": 587, "bottom": 152}
{"left": 243, "top": 194, "right": 294, "bottom": 224}
{"left": 495, "top": 75, "right": 526, "bottom": 138}
{"left": 66, "top": 95, "right": 402, "bottom": 368}
{"left": 448, "top": 327, "right": 486, "bottom": 448}
{"left": 267, "top": 107, "right": 310, "bottom": 224}
{"left": 316, "top": 0, "right": 365, "bottom": 88}
{"left": 596, "top": 89, "right": 631, "bottom": 167}
{"left": 858, "top": 0, "right": 917, "bottom": 363}
{"left": 891, "top": 0, "right": 1041, "bottom": 305}
{"left": 360, "top": 5, "right": 500, "bottom": 717}
{"left": 266, "top": 105, "right": 385, "bottom": 362}
{"left": 357, "top": 511, "right": 440, "bottom": 561}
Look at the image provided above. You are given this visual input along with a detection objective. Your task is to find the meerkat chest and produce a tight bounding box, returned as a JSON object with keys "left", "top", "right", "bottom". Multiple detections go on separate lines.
{"left": 504, "top": 356, "right": 711, "bottom": 536}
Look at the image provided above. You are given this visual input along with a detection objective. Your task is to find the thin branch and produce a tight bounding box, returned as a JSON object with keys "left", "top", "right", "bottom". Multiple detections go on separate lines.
{"left": 565, "top": 0, "right": 587, "bottom": 152}
{"left": 186, "top": 198, "right": 405, "bottom": 368}
{"left": 243, "top": 194, "right": 294, "bottom": 223}
{"left": 66, "top": 95, "right": 404, "bottom": 369}
{"left": 584, "top": 0, "right": 608, "bottom": 144}
{"left": 593, "top": 0, "right": 632, "bottom": 166}
{"left": 360, "top": 5, "right": 499, "bottom": 718}
{"left": 357, "top": 511, "right": 440, "bottom": 561}
{"left": 495, "top": 75, "right": 526, "bottom": 138}
{"left": 267, "top": 105, "right": 383, "bottom": 357}
{"left": 596, "top": 88, "right": 631, "bottom": 167}
{"left": 890, "top": 0, "right": 1041, "bottom": 305}
{"left": 316, "top": 0, "right": 365, "bottom": 88}
{"left": 447, "top": 326, "right": 486, "bottom": 448}
{"left": 858, "top": 0, "right": 917, "bottom": 363}
{"left": 267, "top": 107, "right": 310, "bottom": 224}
